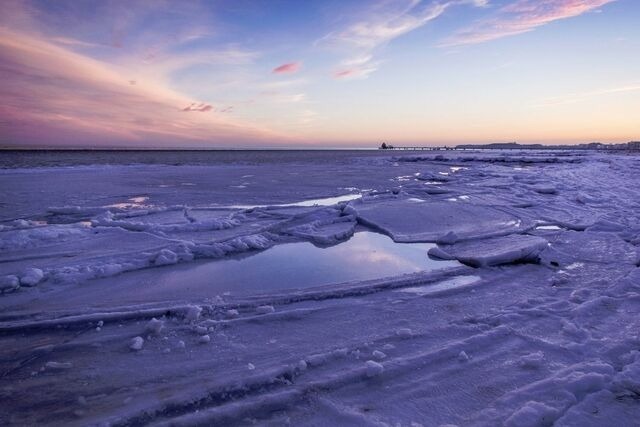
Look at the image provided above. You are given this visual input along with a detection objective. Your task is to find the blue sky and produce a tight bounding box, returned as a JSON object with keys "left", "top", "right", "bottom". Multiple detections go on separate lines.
{"left": 0, "top": 0, "right": 638, "bottom": 148}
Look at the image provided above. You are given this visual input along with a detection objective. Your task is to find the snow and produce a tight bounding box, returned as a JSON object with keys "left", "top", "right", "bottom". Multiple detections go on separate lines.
{"left": 225, "top": 309, "right": 239, "bottom": 318}
{"left": 154, "top": 249, "right": 178, "bottom": 266}
{"left": 145, "top": 317, "right": 164, "bottom": 335}
{"left": 372, "top": 350, "right": 387, "bottom": 360}
{"left": 365, "top": 360, "right": 384, "bottom": 377}
{"left": 183, "top": 305, "right": 202, "bottom": 323}
{"left": 129, "top": 336, "right": 144, "bottom": 351}
{"left": 44, "top": 361, "right": 73, "bottom": 370}
{"left": 0, "top": 275, "right": 20, "bottom": 292}
{"left": 19, "top": 267, "right": 44, "bottom": 286}
{"left": 432, "top": 234, "right": 548, "bottom": 267}
{"left": 2, "top": 149, "right": 640, "bottom": 426}
{"left": 256, "top": 305, "right": 275, "bottom": 314}
{"left": 395, "top": 328, "right": 413, "bottom": 338}
{"left": 504, "top": 401, "right": 559, "bottom": 427}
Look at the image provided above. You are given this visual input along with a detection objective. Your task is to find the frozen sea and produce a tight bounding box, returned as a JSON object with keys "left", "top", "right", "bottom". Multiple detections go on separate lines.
{"left": 1, "top": 149, "right": 640, "bottom": 426}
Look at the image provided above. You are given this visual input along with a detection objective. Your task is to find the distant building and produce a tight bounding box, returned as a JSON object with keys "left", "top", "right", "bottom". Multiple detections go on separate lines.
{"left": 628, "top": 141, "right": 640, "bottom": 150}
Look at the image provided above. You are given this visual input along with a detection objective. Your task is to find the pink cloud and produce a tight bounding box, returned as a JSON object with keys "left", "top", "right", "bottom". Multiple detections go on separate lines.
{"left": 334, "top": 69, "right": 356, "bottom": 78}
{"left": 0, "top": 28, "right": 282, "bottom": 148}
{"left": 443, "top": 0, "right": 616, "bottom": 46}
{"left": 333, "top": 64, "right": 378, "bottom": 80}
{"left": 182, "top": 103, "right": 213, "bottom": 112}
{"left": 272, "top": 62, "right": 301, "bottom": 74}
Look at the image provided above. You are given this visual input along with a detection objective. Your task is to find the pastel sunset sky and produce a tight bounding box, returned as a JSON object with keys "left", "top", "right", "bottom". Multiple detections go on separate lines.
{"left": 0, "top": 0, "right": 638, "bottom": 148}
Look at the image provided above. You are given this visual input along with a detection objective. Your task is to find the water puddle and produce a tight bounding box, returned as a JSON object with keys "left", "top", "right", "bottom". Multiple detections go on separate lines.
{"left": 227, "top": 193, "right": 361, "bottom": 209}
{"left": 536, "top": 225, "right": 562, "bottom": 230}
{"left": 450, "top": 166, "right": 467, "bottom": 172}
{"left": 97, "top": 232, "right": 460, "bottom": 302}
{"left": 398, "top": 275, "right": 481, "bottom": 296}
{"left": 105, "top": 196, "right": 150, "bottom": 209}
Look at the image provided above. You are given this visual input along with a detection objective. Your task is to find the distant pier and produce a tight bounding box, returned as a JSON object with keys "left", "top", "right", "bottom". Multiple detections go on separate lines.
{"left": 379, "top": 146, "right": 451, "bottom": 151}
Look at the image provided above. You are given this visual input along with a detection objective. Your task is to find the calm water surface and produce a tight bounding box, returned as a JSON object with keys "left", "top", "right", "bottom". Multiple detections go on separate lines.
{"left": 102, "top": 232, "right": 460, "bottom": 301}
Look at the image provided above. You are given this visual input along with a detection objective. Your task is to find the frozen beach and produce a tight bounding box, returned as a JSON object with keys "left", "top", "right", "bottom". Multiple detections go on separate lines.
{"left": 1, "top": 149, "right": 640, "bottom": 426}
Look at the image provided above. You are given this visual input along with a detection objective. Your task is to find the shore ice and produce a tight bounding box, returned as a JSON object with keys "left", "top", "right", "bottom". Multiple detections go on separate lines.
{"left": 2, "top": 150, "right": 640, "bottom": 425}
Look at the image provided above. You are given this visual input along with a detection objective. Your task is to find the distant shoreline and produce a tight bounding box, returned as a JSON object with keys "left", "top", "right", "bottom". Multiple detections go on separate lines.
{"left": 1, "top": 140, "right": 638, "bottom": 152}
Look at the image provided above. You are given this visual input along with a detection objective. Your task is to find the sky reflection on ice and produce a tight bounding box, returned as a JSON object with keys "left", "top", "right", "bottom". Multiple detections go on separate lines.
{"left": 226, "top": 193, "right": 361, "bottom": 209}
{"left": 399, "top": 275, "right": 481, "bottom": 296}
{"left": 140, "top": 232, "right": 459, "bottom": 296}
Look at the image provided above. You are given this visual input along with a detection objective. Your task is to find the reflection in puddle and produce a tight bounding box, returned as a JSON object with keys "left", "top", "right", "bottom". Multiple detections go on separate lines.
{"left": 398, "top": 275, "right": 481, "bottom": 296}
{"left": 129, "top": 196, "right": 148, "bottom": 203}
{"left": 227, "top": 193, "right": 361, "bottom": 209}
{"left": 105, "top": 196, "right": 150, "bottom": 209}
{"left": 536, "top": 225, "right": 562, "bottom": 230}
{"left": 121, "top": 232, "right": 460, "bottom": 298}
{"left": 566, "top": 262, "right": 584, "bottom": 270}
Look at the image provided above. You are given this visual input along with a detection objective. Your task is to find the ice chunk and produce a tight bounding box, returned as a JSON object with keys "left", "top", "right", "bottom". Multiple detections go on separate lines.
{"left": 154, "top": 249, "right": 178, "bottom": 266}
{"left": 400, "top": 275, "right": 481, "bottom": 296}
{"left": 505, "top": 401, "right": 558, "bottom": 427}
{"left": 518, "top": 351, "right": 544, "bottom": 369}
{"left": 439, "top": 235, "right": 547, "bottom": 267}
{"left": 365, "top": 360, "right": 384, "bottom": 377}
{"left": 532, "top": 185, "right": 557, "bottom": 195}
{"left": 307, "top": 353, "right": 327, "bottom": 367}
{"left": 396, "top": 328, "right": 413, "bottom": 338}
{"left": 198, "top": 335, "right": 211, "bottom": 344}
{"left": 129, "top": 336, "right": 144, "bottom": 351}
{"left": 458, "top": 351, "right": 469, "bottom": 362}
{"left": 333, "top": 348, "right": 349, "bottom": 357}
{"left": 539, "top": 231, "right": 637, "bottom": 267}
{"left": 256, "top": 305, "right": 275, "bottom": 315}
{"left": 20, "top": 268, "right": 44, "bottom": 287}
{"left": 45, "top": 361, "right": 73, "bottom": 370}
{"left": 0, "top": 275, "right": 20, "bottom": 292}
{"left": 225, "top": 309, "right": 239, "bottom": 319}
{"left": 350, "top": 199, "right": 525, "bottom": 242}
{"left": 183, "top": 305, "right": 202, "bottom": 323}
{"left": 145, "top": 318, "right": 164, "bottom": 335}
{"left": 372, "top": 350, "right": 387, "bottom": 360}
{"left": 427, "top": 246, "right": 456, "bottom": 260}
{"left": 437, "top": 231, "right": 459, "bottom": 245}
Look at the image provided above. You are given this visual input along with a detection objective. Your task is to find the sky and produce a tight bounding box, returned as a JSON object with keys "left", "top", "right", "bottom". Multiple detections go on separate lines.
{"left": 0, "top": 0, "right": 638, "bottom": 148}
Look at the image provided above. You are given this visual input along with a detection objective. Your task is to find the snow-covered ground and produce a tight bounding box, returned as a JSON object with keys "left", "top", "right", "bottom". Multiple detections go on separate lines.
{"left": 1, "top": 149, "right": 640, "bottom": 426}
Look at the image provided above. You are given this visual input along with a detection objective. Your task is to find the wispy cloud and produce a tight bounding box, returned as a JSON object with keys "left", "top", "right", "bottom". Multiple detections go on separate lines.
{"left": 322, "top": 1, "right": 449, "bottom": 50}
{"left": 272, "top": 62, "right": 302, "bottom": 74}
{"left": 321, "top": 0, "right": 486, "bottom": 79}
{"left": 534, "top": 83, "right": 640, "bottom": 107}
{"left": 443, "top": 0, "right": 616, "bottom": 46}
{"left": 259, "top": 92, "right": 307, "bottom": 103}
{"left": 182, "top": 103, "right": 214, "bottom": 112}
{"left": 0, "top": 28, "right": 281, "bottom": 147}
{"left": 333, "top": 65, "right": 379, "bottom": 80}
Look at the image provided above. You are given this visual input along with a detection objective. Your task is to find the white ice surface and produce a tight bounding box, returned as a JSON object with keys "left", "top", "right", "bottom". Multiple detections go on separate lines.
{"left": 2, "top": 150, "right": 640, "bottom": 426}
